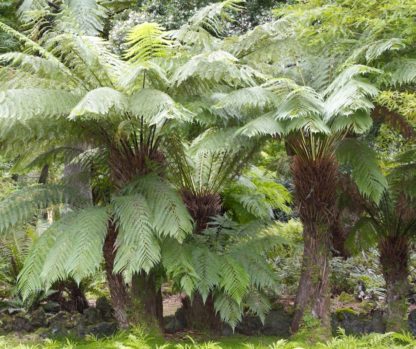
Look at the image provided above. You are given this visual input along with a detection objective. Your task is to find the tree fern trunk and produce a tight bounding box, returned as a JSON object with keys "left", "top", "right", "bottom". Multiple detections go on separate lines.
{"left": 103, "top": 223, "right": 130, "bottom": 329}
{"left": 379, "top": 235, "right": 410, "bottom": 332}
{"left": 131, "top": 271, "right": 164, "bottom": 331}
{"left": 182, "top": 293, "right": 221, "bottom": 331}
{"left": 181, "top": 190, "right": 223, "bottom": 331}
{"left": 290, "top": 156, "right": 338, "bottom": 340}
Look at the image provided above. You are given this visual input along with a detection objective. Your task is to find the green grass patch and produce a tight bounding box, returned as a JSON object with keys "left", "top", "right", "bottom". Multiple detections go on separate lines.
{"left": 0, "top": 329, "right": 415, "bottom": 349}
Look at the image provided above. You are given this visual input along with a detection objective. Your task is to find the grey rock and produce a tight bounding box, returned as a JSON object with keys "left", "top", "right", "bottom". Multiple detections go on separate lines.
{"left": 96, "top": 297, "right": 114, "bottom": 321}
{"left": 83, "top": 307, "right": 102, "bottom": 325}
{"left": 30, "top": 308, "right": 47, "bottom": 328}
{"left": 331, "top": 310, "right": 385, "bottom": 335}
{"left": 85, "top": 322, "right": 118, "bottom": 338}
{"left": 42, "top": 301, "right": 61, "bottom": 314}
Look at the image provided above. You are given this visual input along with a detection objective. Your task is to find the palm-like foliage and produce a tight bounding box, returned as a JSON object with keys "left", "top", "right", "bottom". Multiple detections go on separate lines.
{"left": 346, "top": 147, "right": 416, "bottom": 331}
{"left": 0, "top": 0, "right": 278, "bottom": 329}
{"left": 163, "top": 216, "right": 288, "bottom": 328}
{"left": 207, "top": 10, "right": 389, "bottom": 336}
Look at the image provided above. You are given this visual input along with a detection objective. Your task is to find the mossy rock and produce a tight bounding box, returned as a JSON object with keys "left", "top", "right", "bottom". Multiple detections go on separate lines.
{"left": 338, "top": 292, "right": 355, "bottom": 303}
{"left": 335, "top": 307, "right": 359, "bottom": 320}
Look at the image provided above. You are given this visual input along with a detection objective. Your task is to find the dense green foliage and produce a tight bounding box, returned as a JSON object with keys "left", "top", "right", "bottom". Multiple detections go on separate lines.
{"left": 0, "top": 0, "right": 415, "bottom": 346}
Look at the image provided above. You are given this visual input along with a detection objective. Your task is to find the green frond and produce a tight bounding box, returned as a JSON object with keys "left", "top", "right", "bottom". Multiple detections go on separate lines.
{"left": 172, "top": 51, "right": 265, "bottom": 94}
{"left": 388, "top": 58, "right": 416, "bottom": 86}
{"left": 324, "top": 79, "right": 378, "bottom": 120}
{"left": 275, "top": 86, "right": 324, "bottom": 121}
{"left": 348, "top": 38, "right": 406, "bottom": 63}
{"left": 323, "top": 65, "right": 381, "bottom": 97}
{"left": 129, "top": 88, "right": 194, "bottom": 126}
{"left": 17, "top": 226, "right": 57, "bottom": 298}
{"left": 213, "top": 293, "right": 242, "bottom": 330}
{"left": 18, "top": 206, "right": 108, "bottom": 296}
{"left": 191, "top": 247, "right": 221, "bottom": 302}
{"left": 118, "top": 62, "right": 169, "bottom": 93}
{"left": 345, "top": 217, "right": 378, "bottom": 254}
{"left": 47, "top": 34, "right": 125, "bottom": 87}
{"left": 126, "top": 175, "right": 193, "bottom": 241}
{"left": 68, "top": 87, "right": 192, "bottom": 125}
{"left": 60, "top": 207, "right": 109, "bottom": 283}
{"left": 330, "top": 110, "right": 373, "bottom": 134}
{"left": 59, "top": 0, "right": 107, "bottom": 36}
{"left": 244, "top": 288, "right": 271, "bottom": 324}
{"left": 187, "top": 0, "right": 245, "bottom": 37}
{"left": 0, "top": 52, "right": 74, "bottom": 84}
{"left": 189, "top": 128, "right": 240, "bottom": 154}
{"left": 231, "top": 193, "right": 271, "bottom": 219}
{"left": 69, "top": 87, "right": 128, "bottom": 120}
{"left": 162, "top": 239, "right": 199, "bottom": 296}
{"left": 336, "top": 139, "right": 388, "bottom": 203}
{"left": 124, "top": 23, "right": 171, "bottom": 64}
{"left": 236, "top": 114, "right": 284, "bottom": 138}
{"left": 112, "top": 194, "right": 160, "bottom": 278}
{"left": 212, "top": 86, "right": 276, "bottom": 119}
{"left": 173, "top": 0, "right": 244, "bottom": 48}
{"left": 0, "top": 88, "right": 80, "bottom": 120}
{"left": 0, "top": 185, "right": 85, "bottom": 234}
{"left": 219, "top": 255, "right": 250, "bottom": 304}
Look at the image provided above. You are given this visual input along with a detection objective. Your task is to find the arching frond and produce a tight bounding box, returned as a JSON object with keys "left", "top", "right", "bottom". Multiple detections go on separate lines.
{"left": 69, "top": 87, "right": 128, "bottom": 119}
{"left": 213, "top": 292, "right": 242, "bottom": 329}
{"left": 0, "top": 185, "right": 85, "bottom": 233}
{"left": 39, "top": 207, "right": 108, "bottom": 287}
{"left": 220, "top": 255, "right": 250, "bottom": 304}
{"left": 244, "top": 288, "right": 271, "bottom": 324}
{"left": 173, "top": 0, "right": 244, "bottom": 48}
{"left": 171, "top": 50, "right": 264, "bottom": 94}
{"left": 58, "top": 0, "right": 107, "bottom": 36}
{"left": 125, "top": 175, "right": 193, "bottom": 241}
{"left": 0, "top": 88, "right": 80, "bottom": 120}
{"left": 191, "top": 247, "right": 221, "bottom": 302}
{"left": 129, "top": 88, "right": 194, "bottom": 126}
{"left": 330, "top": 110, "right": 373, "bottom": 134}
{"left": 124, "top": 23, "right": 171, "bottom": 64}
{"left": 112, "top": 194, "right": 160, "bottom": 278}
{"left": 17, "top": 226, "right": 57, "bottom": 298}
{"left": 236, "top": 114, "right": 284, "bottom": 138}
{"left": 336, "top": 139, "right": 388, "bottom": 203}
{"left": 212, "top": 86, "right": 276, "bottom": 119}
{"left": 388, "top": 58, "right": 416, "bottom": 86}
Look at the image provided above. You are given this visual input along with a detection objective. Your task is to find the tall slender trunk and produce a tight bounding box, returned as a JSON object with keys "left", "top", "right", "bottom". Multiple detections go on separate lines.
{"left": 103, "top": 223, "right": 130, "bottom": 329}
{"left": 290, "top": 156, "right": 338, "bottom": 340}
{"left": 181, "top": 190, "right": 223, "bottom": 331}
{"left": 379, "top": 235, "right": 410, "bottom": 332}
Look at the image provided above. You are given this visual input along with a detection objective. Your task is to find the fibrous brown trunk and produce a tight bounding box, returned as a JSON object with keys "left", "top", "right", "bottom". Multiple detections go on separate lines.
{"left": 103, "top": 223, "right": 164, "bottom": 330}
{"left": 103, "top": 223, "right": 130, "bottom": 329}
{"left": 290, "top": 156, "right": 338, "bottom": 340}
{"left": 102, "top": 147, "right": 166, "bottom": 330}
{"left": 182, "top": 293, "right": 221, "bottom": 331}
{"left": 379, "top": 235, "right": 410, "bottom": 332}
{"left": 131, "top": 272, "right": 164, "bottom": 330}
{"left": 180, "top": 191, "right": 223, "bottom": 331}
